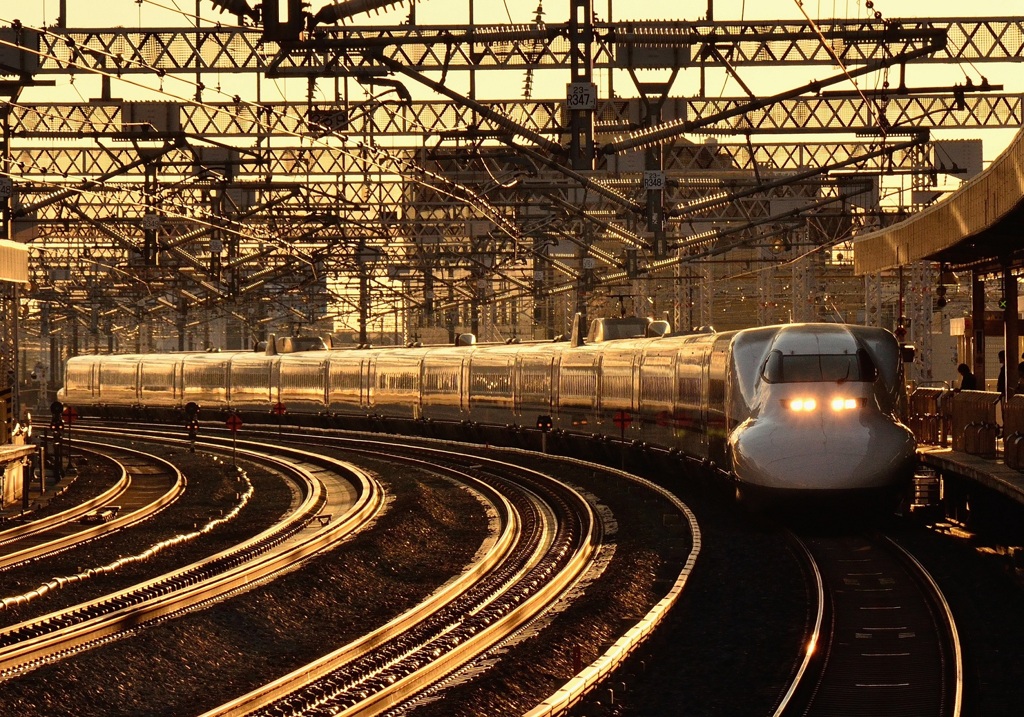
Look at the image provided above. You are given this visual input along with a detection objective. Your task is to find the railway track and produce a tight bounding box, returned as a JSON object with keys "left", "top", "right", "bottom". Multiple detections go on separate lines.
{"left": 777, "top": 531, "right": 962, "bottom": 717}
{"left": 23, "top": 420, "right": 976, "bottom": 717}
{"left": 197, "top": 426, "right": 698, "bottom": 717}
{"left": 0, "top": 442, "right": 185, "bottom": 572}
{"left": 8, "top": 421, "right": 698, "bottom": 717}
{"left": 0, "top": 434, "right": 383, "bottom": 681}
{"left": 211, "top": 444, "right": 594, "bottom": 716}
{"left": 92, "top": 426, "right": 602, "bottom": 716}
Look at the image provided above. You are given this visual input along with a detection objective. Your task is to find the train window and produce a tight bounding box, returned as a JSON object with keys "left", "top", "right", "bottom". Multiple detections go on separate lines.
{"left": 66, "top": 364, "right": 94, "bottom": 391}
{"left": 425, "top": 367, "right": 460, "bottom": 394}
{"left": 101, "top": 364, "right": 137, "bottom": 387}
{"left": 280, "top": 364, "right": 324, "bottom": 391}
{"left": 469, "top": 369, "right": 510, "bottom": 396}
{"left": 141, "top": 365, "right": 175, "bottom": 392}
{"left": 518, "top": 362, "right": 552, "bottom": 400}
{"left": 761, "top": 349, "right": 877, "bottom": 383}
{"left": 330, "top": 363, "right": 362, "bottom": 391}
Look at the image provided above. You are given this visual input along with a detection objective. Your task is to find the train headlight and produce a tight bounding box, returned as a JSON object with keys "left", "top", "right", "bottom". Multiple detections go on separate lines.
{"left": 788, "top": 398, "right": 817, "bottom": 412}
{"left": 830, "top": 397, "right": 860, "bottom": 411}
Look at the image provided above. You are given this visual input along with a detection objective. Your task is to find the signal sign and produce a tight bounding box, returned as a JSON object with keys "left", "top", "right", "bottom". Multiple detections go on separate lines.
{"left": 225, "top": 413, "right": 243, "bottom": 432}
{"left": 613, "top": 410, "right": 633, "bottom": 430}
{"left": 643, "top": 170, "right": 665, "bottom": 191}
{"left": 271, "top": 402, "right": 287, "bottom": 416}
{"left": 62, "top": 406, "right": 79, "bottom": 424}
{"left": 566, "top": 81, "right": 598, "bottom": 111}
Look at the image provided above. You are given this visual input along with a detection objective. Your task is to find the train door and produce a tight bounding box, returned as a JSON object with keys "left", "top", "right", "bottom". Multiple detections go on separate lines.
{"left": 706, "top": 338, "right": 731, "bottom": 470}
{"left": 596, "top": 346, "right": 637, "bottom": 433}
{"left": 134, "top": 361, "right": 142, "bottom": 405}
{"left": 361, "top": 357, "right": 375, "bottom": 410}
{"left": 631, "top": 352, "right": 640, "bottom": 415}
{"left": 81, "top": 361, "right": 92, "bottom": 402}
{"left": 511, "top": 354, "right": 528, "bottom": 419}
{"left": 639, "top": 348, "right": 675, "bottom": 444}
{"left": 550, "top": 353, "right": 560, "bottom": 423}
{"left": 512, "top": 356, "right": 521, "bottom": 419}
{"left": 173, "top": 359, "right": 183, "bottom": 404}
{"left": 514, "top": 350, "right": 556, "bottom": 425}
{"left": 700, "top": 348, "right": 708, "bottom": 452}
{"left": 271, "top": 359, "right": 282, "bottom": 406}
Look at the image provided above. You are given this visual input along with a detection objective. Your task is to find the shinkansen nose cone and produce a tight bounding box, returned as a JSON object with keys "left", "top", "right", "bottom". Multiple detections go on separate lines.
{"left": 730, "top": 397, "right": 917, "bottom": 496}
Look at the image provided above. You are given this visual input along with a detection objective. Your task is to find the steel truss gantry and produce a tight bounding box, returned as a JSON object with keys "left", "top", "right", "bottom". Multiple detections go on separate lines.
{"left": 1, "top": 8, "right": 1020, "bottom": 368}
{"left": 7, "top": 94, "right": 1020, "bottom": 140}
{"left": 15, "top": 19, "right": 1024, "bottom": 76}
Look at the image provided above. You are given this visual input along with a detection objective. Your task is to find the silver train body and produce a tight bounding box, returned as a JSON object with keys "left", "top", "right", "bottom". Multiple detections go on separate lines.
{"left": 57, "top": 322, "right": 917, "bottom": 504}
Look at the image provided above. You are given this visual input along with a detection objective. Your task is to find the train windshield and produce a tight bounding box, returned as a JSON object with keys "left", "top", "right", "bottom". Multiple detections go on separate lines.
{"left": 761, "top": 349, "right": 877, "bottom": 384}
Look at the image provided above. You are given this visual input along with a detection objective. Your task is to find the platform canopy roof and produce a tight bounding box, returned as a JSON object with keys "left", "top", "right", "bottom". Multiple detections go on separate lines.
{"left": 854, "top": 128, "right": 1024, "bottom": 276}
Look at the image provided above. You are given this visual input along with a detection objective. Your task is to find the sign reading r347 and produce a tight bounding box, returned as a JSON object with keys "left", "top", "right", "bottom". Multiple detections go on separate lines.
{"left": 565, "top": 82, "right": 598, "bottom": 111}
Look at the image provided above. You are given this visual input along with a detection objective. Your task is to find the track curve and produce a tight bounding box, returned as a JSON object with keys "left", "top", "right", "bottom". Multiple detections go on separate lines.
{"left": 777, "top": 531, "right": 962, "bottom": 717}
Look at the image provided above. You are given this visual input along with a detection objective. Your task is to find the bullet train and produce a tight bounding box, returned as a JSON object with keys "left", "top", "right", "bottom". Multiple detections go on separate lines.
{"left": 57, "top": 318, "right": 918, "bottom": 508}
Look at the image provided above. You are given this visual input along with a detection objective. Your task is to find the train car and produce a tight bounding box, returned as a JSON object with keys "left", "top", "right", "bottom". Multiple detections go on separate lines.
{"left": 57, "top": 320, "right": 917, "bottom": 508}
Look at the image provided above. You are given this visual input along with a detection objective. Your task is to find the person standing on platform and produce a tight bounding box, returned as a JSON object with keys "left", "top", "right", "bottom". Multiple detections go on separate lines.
{"left": 957, "top": 363, "right": 977, "bottom": 391}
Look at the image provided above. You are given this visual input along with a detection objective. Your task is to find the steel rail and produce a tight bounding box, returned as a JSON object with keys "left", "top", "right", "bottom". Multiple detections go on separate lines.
{"left": 342, "top": 479, "right": 589, "bottom": 717}
{"left": 57, "top": 424, "right": 547, "bottom": 717}
{"left": 195, "top": 423, "right": 704, "bottom": 717}
{"left": 0, "top": 446, "right": 131, "bottom": 549}
{"left": 0, "top": 443, "right": 185, "bottom": 571}
{"left": 200, "top": 448, "right": 520, "bottom": 717}
{"left": 885, "top": 535, "right": 964, "bottom": 717}
{"left": 514, "top": 447, "right": 700, "bottom": 717}
{"left": 775, "top": 531, "right": 963, "bottom": 717}
{"left": 188, "top": 434, "right": 596, "bottom": 717}
{"left": 0, "top": 434, "right": 381, "bottom": 680}
{"left": 769, "top": 532, "right": 828, "bottom": 717}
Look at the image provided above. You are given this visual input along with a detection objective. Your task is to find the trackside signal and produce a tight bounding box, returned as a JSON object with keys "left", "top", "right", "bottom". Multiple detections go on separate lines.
{"left": 536, "top": 414, "right": 553, "bottom": 455}
{"left": 225, "top": 412, "right": 242, "bottom": 467}
{"left": 184, "top": 402, "right": 200, "bottom": 452}
{"left": 50, "top": 401, "right": 64, "bottom": 432}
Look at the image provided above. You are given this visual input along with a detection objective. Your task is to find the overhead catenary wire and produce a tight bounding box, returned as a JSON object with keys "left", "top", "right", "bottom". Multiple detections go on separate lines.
{"left": 0, "top": 17, "right": 525, "bottom": 244}
{"left": 0, "top": 14, "right": 545, "bottom": 326}
{"left": 0, "top": 8, "right": 669, "bottom": 330}
{"left": 0, "top": 5, "right": 978, "bottom": 341}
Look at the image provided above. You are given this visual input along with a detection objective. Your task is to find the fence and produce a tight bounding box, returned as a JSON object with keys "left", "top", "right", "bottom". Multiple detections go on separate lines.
{"left": 1003, "top": 395, "right": 1024, "bottom": 469}
{"left": 909, "top": 387, "right": 1001, "bottom": 458}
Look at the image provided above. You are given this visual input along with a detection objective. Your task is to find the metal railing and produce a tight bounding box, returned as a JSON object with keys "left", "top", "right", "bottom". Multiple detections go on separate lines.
{"left": 949, "top": 390, "right": 1000, "bottom": 458}
{"left": 908, "top": 387, "right": 950, "bottom": 446}
{"left": 909, "top": 387, "right": 1002, "bottom": 458}
{"left": 1002, "top": 395, "right": 1024, "bottom": 469}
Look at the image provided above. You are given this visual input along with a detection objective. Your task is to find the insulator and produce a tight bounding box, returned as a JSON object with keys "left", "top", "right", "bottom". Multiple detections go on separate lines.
{"left": 209, "top": 0, "right": 259, "bottom": 21}
{"left": 312, "top": 0, "right": 405, "bottom": 26}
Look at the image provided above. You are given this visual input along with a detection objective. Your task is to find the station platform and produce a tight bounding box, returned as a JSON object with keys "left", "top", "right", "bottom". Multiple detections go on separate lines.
{"left": 919, "top": 445, "right": 1024, "bottom": 506}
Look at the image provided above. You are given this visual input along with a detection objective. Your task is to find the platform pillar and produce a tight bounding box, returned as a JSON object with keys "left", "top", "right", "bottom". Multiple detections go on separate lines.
{"left": 972, "top": 271, "right": 986, "bottom": 385}
{"left": 1004, "top": 264, "right": 1019, "bottom": 398}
